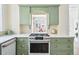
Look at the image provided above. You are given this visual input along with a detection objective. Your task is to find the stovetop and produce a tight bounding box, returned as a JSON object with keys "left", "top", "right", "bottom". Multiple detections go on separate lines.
{"left": 29, "top": 33, "right": 49, "bottom": 37}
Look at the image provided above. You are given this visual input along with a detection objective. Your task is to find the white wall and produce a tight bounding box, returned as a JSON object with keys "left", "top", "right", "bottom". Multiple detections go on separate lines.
{"left": 2, "top": 4, "right": 78, "bottom": 35}
{"left": 0, "top": 5, "right": 3, "bottom": 31}
{"left": 69, "top": 5, "right": 79, "bottom": 36}
{"left": 2, "top": 5, "right": 10, "bottom": 31}
{"left": 9, "top": 5, "right": 20, "bottom": 34}
{"left": 58, "top": 4, "right": 69, "bottom": 35}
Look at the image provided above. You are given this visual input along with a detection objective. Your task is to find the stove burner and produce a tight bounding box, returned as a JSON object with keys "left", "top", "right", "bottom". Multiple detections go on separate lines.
{"left": 29, "top": 33, "right": 49, "bottom": 37}
{"left": 35, "top": 37, "right": 43, "bottom": 40}
{"left": 29, "top": 33, "right": 50, "bottom": 40}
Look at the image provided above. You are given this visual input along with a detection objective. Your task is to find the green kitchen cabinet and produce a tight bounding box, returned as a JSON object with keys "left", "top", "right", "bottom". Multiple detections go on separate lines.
{"left": 16, "top": 37, "right": 28, "bottom": 55}
{"left": 49, "top": 6, "right": 59, "bottom": 25}
{"left": 31, "top": 6, "right": 49, "bottom": 14}
{"left": 19, "top": 6, "right": 31, "bottom": 25}
{"left": 50, "top": 38, "right": 74, "bottom": 55}
{"left": 31, "top": 6, "right": 59, "bottom": 25}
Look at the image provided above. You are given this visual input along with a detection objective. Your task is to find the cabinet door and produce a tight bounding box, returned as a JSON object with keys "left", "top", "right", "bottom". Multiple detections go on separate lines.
{"left": 20, "top": 6, "right": 31, "bottom": 25}
{"left": 49, "top": 6, "right": 59, "bottom": 25}
{"left": 50, "top": 38, "right": 74, "bottom": 55}
{"left": 31, "top": 6, "right": 48, "bottom": 14}
{"left": 16, "top": 37, "right": 28, "bottom": 55}
{"left": 50, "top": 39, "right": 55, "bottom": 54}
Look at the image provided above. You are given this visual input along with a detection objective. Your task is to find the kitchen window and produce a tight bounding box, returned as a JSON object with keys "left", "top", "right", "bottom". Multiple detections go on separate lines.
{"left": 0, "top": 5, "right": 3, "bottom": 31}
{"left": 32, "top": 14, "right": 48, "bottom": 33}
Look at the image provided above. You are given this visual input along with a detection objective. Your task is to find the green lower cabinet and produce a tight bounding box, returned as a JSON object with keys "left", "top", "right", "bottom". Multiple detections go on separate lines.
{"left": 50, "top": 38, "right": 74, "bottom": 55}
{"left": 16, "top": 37, "right": 28, "bottom": 55}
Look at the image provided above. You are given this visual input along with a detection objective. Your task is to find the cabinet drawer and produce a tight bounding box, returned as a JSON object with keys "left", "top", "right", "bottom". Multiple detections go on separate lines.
{"left": 53, "top": 44, "right": 73, "bottom": 50}
{"left": 50, "top": 43, "right": 73, "bottom": 49}
{"left": 50, "top": 46, "right": 73, "bottom": 54}
{"left": 53, "top": 39, "right": 73, "bottom": 43}
{"left": 52, "top": 49, "right": 73, "bottom": 55}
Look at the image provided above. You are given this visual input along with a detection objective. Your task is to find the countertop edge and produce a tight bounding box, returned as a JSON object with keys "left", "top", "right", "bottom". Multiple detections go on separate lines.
{"left": 0, "top": 34, "right": 75, "bottom": 44}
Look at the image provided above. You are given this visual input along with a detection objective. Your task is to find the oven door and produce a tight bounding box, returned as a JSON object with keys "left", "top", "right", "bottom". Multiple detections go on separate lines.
{"left": 29, "top": 40, "right": 50, "bottom": 55}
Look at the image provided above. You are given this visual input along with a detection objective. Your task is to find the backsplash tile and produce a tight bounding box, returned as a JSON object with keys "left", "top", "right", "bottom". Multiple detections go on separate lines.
{"left": 48, "top": 25, "right": 58, "bottom": 34}
{"left": 20, "top": 25, "right": 30, "bottom": 34}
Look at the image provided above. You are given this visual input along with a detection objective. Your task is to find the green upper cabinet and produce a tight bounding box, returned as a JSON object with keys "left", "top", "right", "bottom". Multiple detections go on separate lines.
{"left": 31, "top": 5, "right": 59, "bottom": 25}
{"left": 19, "top": 5, "right": 59, "bottom": 25}
{"left": 49, "top": 6, "right": 59, "bottom": 25}
{"left": 19, "top": 6, "right": 31, "bottom": 25}
{"left": 31, "top": 6, "right": 49, "bottom": 14}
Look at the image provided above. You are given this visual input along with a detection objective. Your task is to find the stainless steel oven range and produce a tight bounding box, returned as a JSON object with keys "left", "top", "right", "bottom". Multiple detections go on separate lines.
{"left": 28, "top": 33, "right": 50, "bottom": 55}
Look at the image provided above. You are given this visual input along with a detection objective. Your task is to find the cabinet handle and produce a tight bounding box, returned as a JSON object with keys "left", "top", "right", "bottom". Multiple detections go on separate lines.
{"left": 2, "top": 40, "right": 15, "bottom": 48}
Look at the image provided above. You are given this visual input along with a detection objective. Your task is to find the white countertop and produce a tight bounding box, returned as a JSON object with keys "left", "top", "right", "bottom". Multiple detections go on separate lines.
{"left": 49, "top": 34, "right": 74, "bottom": 38}
{"left": 0, "top": 35, "right": 15, "bottom": 44}
{"left": 0, "top": 33, "right": 31, "bottom": 44}
{"left": 0, "top": 33, "right": 74, "bottom": 44}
